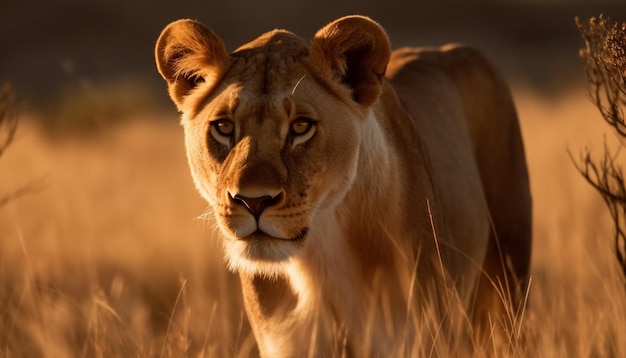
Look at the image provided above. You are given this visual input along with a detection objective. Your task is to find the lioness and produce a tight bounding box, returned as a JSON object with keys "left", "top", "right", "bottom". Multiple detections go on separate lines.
{"left": 155, "top": 15, "right": 531, "bottom": 356}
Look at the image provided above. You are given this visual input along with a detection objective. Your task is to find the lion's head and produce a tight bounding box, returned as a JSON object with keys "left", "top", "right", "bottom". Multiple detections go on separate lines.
{"left": 155, "top": 16, "right": 391, "bottom": 277}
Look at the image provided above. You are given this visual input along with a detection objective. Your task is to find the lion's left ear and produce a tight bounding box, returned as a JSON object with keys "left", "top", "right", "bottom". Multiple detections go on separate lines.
{"left": 310, "top": 16, "right": 391, "bottom": 107}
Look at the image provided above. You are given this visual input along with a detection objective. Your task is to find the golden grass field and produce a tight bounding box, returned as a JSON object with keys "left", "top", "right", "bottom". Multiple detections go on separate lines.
{"left": 1, "top": 83, "right": 625, "bottom": 356}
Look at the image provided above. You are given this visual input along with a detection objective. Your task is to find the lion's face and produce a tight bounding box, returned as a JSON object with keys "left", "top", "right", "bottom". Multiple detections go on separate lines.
{"left": 156, "top": 18, "right": 390, "bottom": 276}
{"left": 184, "top": 42, "right": 364, "bottom": 274}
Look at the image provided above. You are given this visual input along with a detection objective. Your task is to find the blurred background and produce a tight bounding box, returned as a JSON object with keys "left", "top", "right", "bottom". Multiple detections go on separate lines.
{"left": 2, "top": 0, "right": 626, "bottom": 128}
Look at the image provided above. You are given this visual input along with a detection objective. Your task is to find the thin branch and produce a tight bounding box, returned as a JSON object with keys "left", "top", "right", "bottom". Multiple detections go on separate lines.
{"left": 0, "top": 83, "right": 18, "bottom": 158}
{"left": 0, "top": 177, "right": 46, "bottom": 208}
{"left": 571, "top": 146, "right": 626, "bottom": 282}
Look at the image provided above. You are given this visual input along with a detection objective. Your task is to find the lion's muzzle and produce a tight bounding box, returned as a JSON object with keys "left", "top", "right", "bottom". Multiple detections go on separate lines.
{"left": 231, "top": 192, "right": 283, "bottom": 220}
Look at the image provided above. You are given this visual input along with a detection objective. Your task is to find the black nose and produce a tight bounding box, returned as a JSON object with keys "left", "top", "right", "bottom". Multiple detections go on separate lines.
{"left": 232, "top": 193, "right": 282, "bottom": 219}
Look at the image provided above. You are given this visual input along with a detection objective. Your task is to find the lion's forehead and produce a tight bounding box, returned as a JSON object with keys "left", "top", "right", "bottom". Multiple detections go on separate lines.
{"left": 227, "top": 30, "right": 311, "bottom": 95}
{"left": 204, "top": 31, "right": 325, "bottom": 138}
{"left": 233, "top": 97, "right": 292, "bottom": 137}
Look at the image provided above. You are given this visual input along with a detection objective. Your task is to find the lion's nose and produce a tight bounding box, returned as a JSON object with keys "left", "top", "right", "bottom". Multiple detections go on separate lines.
{"left": 231, "top": 193, "right": 283, "bottom": 220}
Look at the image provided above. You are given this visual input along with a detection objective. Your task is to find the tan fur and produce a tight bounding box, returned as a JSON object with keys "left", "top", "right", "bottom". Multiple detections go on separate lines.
{"left": 155, "top": 16, "right": 531, "bottom": 356}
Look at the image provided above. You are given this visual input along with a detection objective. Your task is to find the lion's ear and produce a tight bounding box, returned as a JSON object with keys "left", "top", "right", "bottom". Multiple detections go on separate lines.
{"left": 311, "top": 16, "right": 391, "bottom": 107}
{"left": 155, "top": 19, "right": 229, "bottom": 110}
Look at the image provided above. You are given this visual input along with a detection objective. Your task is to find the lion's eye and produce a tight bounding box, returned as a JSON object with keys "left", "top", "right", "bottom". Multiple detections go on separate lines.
{"left": 210, "top": 119, "right": 235, "bottom": 146}
{"left": 290, "top": 119, "right": 313, "bottom": 135}
{"left": 215, "top": 120, "right": 234, "bottom": 135}
{"left": 289, "top": 118, "right": 316, "bottom": 146}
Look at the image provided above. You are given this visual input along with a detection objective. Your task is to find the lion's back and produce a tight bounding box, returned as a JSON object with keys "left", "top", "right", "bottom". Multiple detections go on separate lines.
{"left": 385, "top": 44, "right": 532, "bottom": 319}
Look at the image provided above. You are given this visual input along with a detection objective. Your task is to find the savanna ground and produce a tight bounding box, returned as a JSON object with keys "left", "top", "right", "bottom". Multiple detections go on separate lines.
{"left": 2, "top": 1, "right": 626, "bottom": 357}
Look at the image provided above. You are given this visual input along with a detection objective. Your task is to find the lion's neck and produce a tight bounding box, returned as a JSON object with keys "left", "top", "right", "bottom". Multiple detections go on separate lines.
{"left": 241, "top": 209, "right": 368, "bottom": 356}
{"left": 341, "top": 108, "right": 407, "bottom": 271}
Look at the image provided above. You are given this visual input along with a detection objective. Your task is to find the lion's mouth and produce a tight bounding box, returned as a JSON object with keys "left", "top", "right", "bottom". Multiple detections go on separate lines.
{"left": 241, "top": 228, "right": 308, "bottom": 243}
{"left": 229, "top": 228, "right": 309, "bottom": 266}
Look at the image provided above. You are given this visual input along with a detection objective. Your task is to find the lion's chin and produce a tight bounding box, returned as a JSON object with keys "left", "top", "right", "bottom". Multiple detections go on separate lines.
{"left": 224, "top": 230, "right": 307, "bottom": 278}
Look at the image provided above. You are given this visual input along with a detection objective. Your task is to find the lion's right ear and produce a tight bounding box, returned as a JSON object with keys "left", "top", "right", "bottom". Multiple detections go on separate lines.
{"left": 310, "top": 16, "right": 391, "bottom": 107}
{"left": 155, "top": 19, "right": 230, "bottom": 110}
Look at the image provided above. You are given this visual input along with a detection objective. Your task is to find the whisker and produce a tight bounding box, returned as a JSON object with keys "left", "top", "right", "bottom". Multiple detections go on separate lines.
{"left": 291, "top": 74, "right": 307, "bottom": 96}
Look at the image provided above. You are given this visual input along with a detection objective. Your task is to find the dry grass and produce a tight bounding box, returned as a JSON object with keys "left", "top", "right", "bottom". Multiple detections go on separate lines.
{"left": 515, "top": 86, "right": 626, "bottom": 357}
{"left": 0, "top": 119, "right": 255, "bottom": 357}
{"left": 1, "top": 85, "right": 625, "bottom": 356}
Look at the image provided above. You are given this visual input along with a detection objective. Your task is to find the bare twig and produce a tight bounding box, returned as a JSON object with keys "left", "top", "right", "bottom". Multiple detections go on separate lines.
{"left": 0, "top": 83, "right": 18, "bottom": 159}
{"left": 0, "top": 177, "right": 46, "bottom": 208}
{"left": 571, "top": 146, "right": 626, "bottom": 282}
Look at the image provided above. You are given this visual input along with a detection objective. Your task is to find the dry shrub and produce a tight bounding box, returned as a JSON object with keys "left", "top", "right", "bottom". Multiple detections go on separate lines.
{"left": 576, "top": 15, "right": 626, "bottom": 286}
{"left": 0, "top": 84, "right": 44, "bottom": 208}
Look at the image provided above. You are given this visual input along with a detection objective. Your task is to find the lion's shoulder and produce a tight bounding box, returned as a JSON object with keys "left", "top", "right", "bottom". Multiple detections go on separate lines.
{"left": 384, "top": 44, "right": 518, "bottom": 149}
{"left": 386, "top": 44, "right": 495, "bottom": 80}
